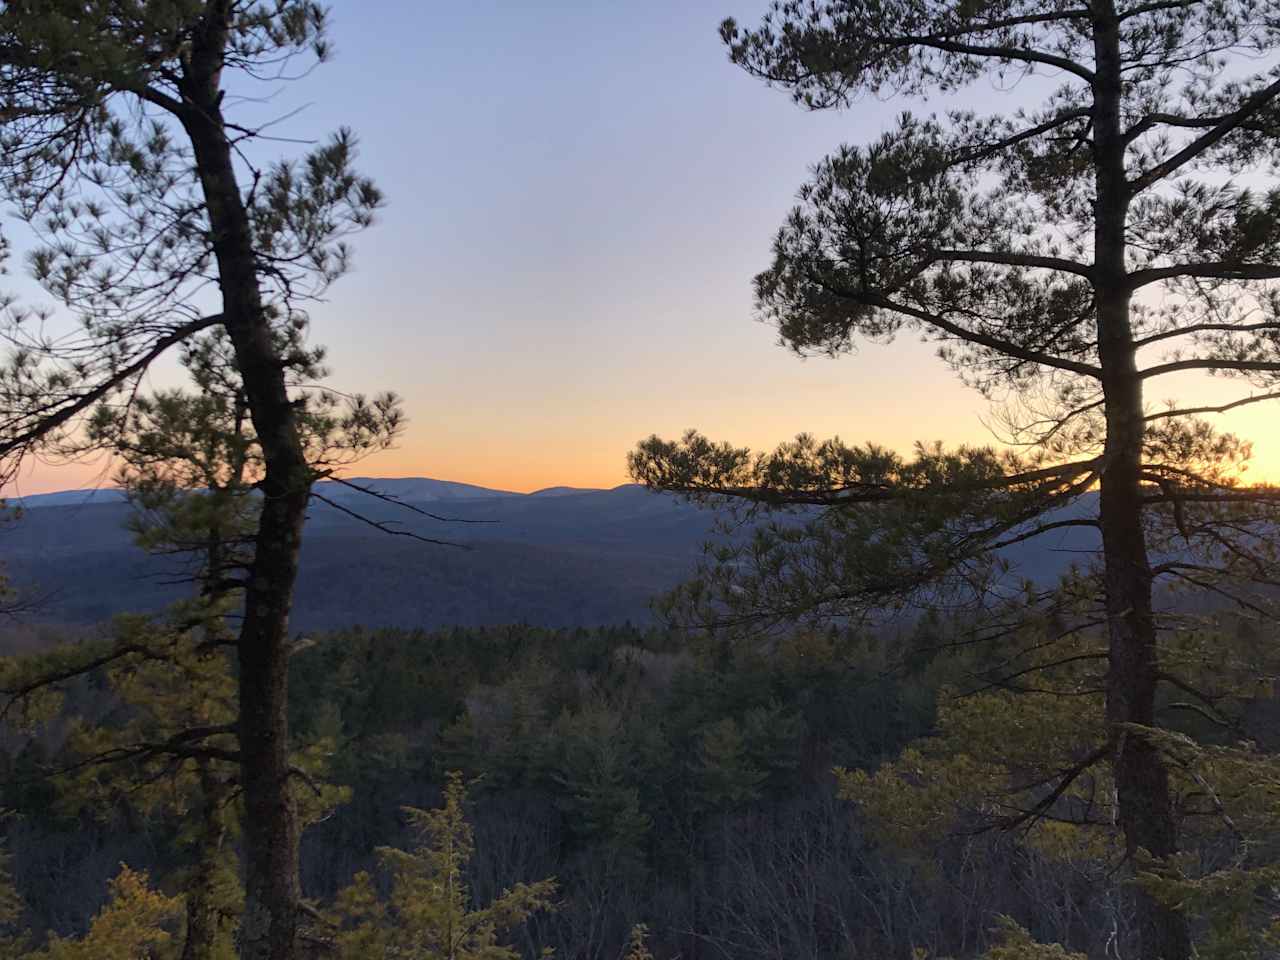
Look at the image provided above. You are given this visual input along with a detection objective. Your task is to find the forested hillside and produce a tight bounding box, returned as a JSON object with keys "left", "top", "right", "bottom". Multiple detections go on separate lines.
{"left": 6, "top": 615, "right": 1280, "bottom": 958}
{"left": 3, "top": 480, "right": 1102, "bottom": 630}
{"left": 1, "top": 484, "right": 723, "bottom": 629}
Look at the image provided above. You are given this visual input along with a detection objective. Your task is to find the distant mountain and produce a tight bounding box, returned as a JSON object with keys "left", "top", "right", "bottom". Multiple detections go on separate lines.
{"left": 1, "top": 478, "right": 1103, "bottom": 633}
{"left": 8, "top": 477, "right": 516, "bottom": 510}
{"left": 529, "top": 486, "right": 605, "bottom": 497}
{"left": 0, "top": 480, "right": 722, "bottom": 631}
{"left": 311, "top": 476, "right": 520, "bottom": 503}
{"left": 8, "top": 488, "right": 128, "bottom": 508}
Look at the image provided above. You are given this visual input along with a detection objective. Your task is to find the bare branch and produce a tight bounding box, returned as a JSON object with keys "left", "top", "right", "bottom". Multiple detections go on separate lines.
{"left": 309, "top": 492, "right": 467, "bottom": 548}
{"left": 319, "top": 476, "right": 498, "bottom": 524}
{"left": 1145, "top": 391, "right": 1280, "bottom": 422}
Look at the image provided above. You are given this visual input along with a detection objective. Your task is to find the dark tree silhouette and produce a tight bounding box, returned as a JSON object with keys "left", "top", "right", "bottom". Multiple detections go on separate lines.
{"left": 0, "top": 4, "right": 389, "bottom": 958}
{"left": 631, "top": 4, "right": 1280, "bottom": 957}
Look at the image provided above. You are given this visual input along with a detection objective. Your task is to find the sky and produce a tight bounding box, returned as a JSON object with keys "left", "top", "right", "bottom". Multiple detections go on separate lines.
{"left": 8, "top": 0, "right": 1280, "bottom": 495}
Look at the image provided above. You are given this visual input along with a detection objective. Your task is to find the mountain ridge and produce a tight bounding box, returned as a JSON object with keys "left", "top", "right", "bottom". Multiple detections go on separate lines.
{"left": 1, "top": 479, "right": 717, "bottom": 631}
{"left": 8, "top": 476, "right": 639, "bottom": 509}
{"left": 1, "top": 478, "right": 1101, "bottom": 632}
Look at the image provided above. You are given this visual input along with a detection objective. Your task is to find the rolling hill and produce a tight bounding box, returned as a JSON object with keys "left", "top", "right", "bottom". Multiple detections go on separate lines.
{"left": 2, "top": 482, "right": 722, "bottom": 630}
{"left": 1, "top": 478, "right": 1102, "bottom": 631}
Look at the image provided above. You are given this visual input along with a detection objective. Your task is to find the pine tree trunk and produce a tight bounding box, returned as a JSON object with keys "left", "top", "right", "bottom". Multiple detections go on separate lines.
{"left": 182, "top": 767, "right": 231, "bottom": 960}
{"left": 177, "top": 5, "right": 310, "bottom": 958}
{"left": 1092, "top": 5, "right": 1191, "bottom": 958}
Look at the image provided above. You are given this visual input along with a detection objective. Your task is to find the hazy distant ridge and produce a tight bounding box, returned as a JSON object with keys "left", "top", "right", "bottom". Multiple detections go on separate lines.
{"left": 3, "top": 477, "right": 1099, "bottom": 631}
{"left": 2, "top": 478, "right": 712, "bottom": 630}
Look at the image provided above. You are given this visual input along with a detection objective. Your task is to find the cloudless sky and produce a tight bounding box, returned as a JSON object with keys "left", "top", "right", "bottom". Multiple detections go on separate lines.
{"left": 11, "top": 0, "right": 1278, "bottom": 495}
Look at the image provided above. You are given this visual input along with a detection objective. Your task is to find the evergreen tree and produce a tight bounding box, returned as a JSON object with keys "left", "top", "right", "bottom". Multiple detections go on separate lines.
{"left": 328, "top": 772, "right": 557, "bottom": 960}
{"left": 0, "top": 5, "right": 394, "bottom": 957}
{"left": 630, "top": 4, "right": 1280, "bottom": 957}
{"left": 1, "top": 320, "right": 391, "bottom": 958}
{"left": 28, "top": 865, "right": 184, "bottom": 960}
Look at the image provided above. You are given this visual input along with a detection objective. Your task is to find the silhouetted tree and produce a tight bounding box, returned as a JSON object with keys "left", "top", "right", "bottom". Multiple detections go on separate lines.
{"left": 631, "top": 4, "right": 1280, "bottom": 957}
{"left": 1, "top": 324, "right": 389, "bottom": 958}
{"left": 0, "top": 5, "right": 389, "bottom": 957}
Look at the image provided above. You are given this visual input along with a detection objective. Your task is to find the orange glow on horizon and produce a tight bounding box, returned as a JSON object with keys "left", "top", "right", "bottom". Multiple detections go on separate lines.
{"left": 6, "top": 366, "right": 1279, "bottom": 497}
{"left": 8, "top": 443, "right": 1280, "bottom": 499}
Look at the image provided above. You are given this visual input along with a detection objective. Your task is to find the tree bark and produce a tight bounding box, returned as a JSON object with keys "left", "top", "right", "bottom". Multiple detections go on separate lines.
{"left": 175, "top": 5, "right": 312, "bottom": 959}
{"left": 182, "top": 766, "right": 231, "bottom": 960}
{"left": 1092, "top": 5, "right": 1192, "bottom": 958}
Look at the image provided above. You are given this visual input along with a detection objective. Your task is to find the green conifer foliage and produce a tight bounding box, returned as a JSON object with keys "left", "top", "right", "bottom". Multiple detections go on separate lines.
{"left": 0, "top": 322, "right": 379, "bottom": 957}
{"left": 328, "top": 772, "right": 557, "bottom": 960}
{"left": 973, "top": 917, "right": 1087, "bottom": 960}
{"left": 838, "top": 616, "right": 1280, "bottom": 956}
{"left": 630, "top": 5, "right": 1280, "bottom": 956}
{"left": 29, "top": 865, "right": 184, "bottom": 960}
{"left": 0, "top": 6, "right": 394, "bottom": 955}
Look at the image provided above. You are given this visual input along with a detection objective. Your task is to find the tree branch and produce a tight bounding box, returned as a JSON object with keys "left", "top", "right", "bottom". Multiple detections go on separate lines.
{"left": 1128, "top": 263, "right": 1280, "bottom": 289}
{"left": 1140, "top": 358, "right": 1280, "bottom": 379}
{"left": 949, "top": 109, "right": 1092, "bottom": 166}
{"left": 985, "top": 744, "right": 1111, "bottom": 833}
{"left": 318, "top": 476, "right": 498, "bottom": 524}
{"left": 658, "top": 458, "right": 1099, "bottom": 506}
{"left": 1129, "top": 76, "right": 1280, "bottom": 194}
{"left": 0, "top": 313, "right": 223, "bottom": 463}
{"left": 891, "top": 35, "right": 1095, "bottom": 83}
{"left": 0, "top": 643, "right": 154, "bottom": 723}
{"left": 308, "top": 491, "right": 467, "bottom": 548}
{"left": 1144, "top": 391, "right": 1280, "bottom": 422}
{"left": 1133, "top": 320, "right": 1280, "bottom": 348}
{"left": 986, "top": 517, "right": 1101, "bottom": 551}
{"left": 930, "top": 248, "right": 1093, "bottom": 278}
{"left": 856, "top": 291, "right": 1103, "bottom": 378}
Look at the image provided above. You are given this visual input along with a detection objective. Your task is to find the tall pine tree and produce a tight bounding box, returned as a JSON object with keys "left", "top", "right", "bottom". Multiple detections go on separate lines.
{"left": 0, "top": 5, "right": 389, "bottom": 957}
{"left": 632, "top": 4, "right": 1280, "bottom": 957}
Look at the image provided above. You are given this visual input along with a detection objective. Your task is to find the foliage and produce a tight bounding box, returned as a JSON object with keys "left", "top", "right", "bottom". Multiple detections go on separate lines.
{"left": 621, "top": 925, "right": 654, "bottom": 960}
{"left": 7, "top": 617, "right": 1280, "bottom": 957}
{"left": 838, "top": 617, "right": 1280, "bottom": 956}
{"left": 0, "top": 839, "right": 28, "bottom": 956}
{"left": 631, "top": 4, "right": 1280, "bottom": 957}
{"left": 972, "top": 917, "right": 1086, "bottom": 960}
{"left": 328, "top": 772, "right": 557, "bottom": 960}
{"left": 0, "top": 4, "right": 402, "bottom": 953}
{"left": 0, "top": 0, "right": 392, "bottom": 485}
{"left": 29, "top": 865, "right": 183, "bottom": 960}
{"left": 0, "top": 320, "right": 367, "bottom": 960}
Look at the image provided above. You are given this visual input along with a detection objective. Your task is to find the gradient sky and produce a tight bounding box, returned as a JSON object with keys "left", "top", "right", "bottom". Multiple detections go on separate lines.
{"left": 10, "top": 0, "right": 1279, "bottom": 495}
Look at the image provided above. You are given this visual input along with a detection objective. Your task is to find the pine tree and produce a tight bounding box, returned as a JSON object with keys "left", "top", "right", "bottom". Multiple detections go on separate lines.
{"left": 837, "top": 611, "right": 1280, "bottom": 956}
{"left": 630, "top": 4, "right": 1280, "bottom": 957}
{"left": 1, "top": 319, "right": 388, "bottom": 957}
{"left": 0, "top": 6, "right": 392, "bottom": 957}
{"left": 328, "top": 772, "right": 557, "bottom": 960}
{"left": 28, "top": 865, "right": 184, "bottom": 960}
